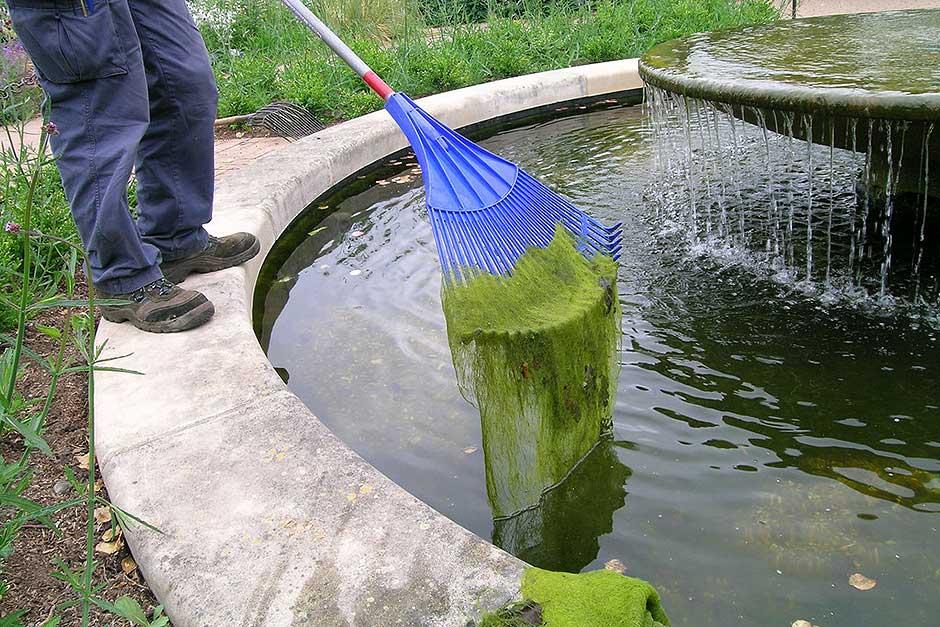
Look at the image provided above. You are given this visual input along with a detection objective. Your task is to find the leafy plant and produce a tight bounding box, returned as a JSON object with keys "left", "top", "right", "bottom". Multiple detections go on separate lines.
{"left": 0, "top": 117, "right": 158, "bottom": 626}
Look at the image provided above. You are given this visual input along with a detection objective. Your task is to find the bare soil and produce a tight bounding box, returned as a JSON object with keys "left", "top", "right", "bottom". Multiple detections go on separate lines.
{"left": 0, "top": 282, "right": 161, "bottom": 626}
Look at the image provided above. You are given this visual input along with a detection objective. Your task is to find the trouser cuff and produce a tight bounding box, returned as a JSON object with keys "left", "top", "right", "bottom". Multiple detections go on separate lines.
{"left": 94, "top": 264, "right": 164, "bottom": 296}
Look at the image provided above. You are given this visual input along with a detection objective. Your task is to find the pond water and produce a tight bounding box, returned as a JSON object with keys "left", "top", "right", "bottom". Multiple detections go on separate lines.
{"left": 255, "top": 104, "right": 940, "bottom": 626}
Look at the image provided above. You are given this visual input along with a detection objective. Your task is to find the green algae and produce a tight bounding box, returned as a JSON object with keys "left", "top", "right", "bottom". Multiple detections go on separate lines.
{"left": 442, "top": 227, "right": 621, "bottom": 517}
{"left": 479, "top": 568, "right": 670, "bottom": 627}
{"left": 523, "top": 568, "right": 670, "bottom": 627}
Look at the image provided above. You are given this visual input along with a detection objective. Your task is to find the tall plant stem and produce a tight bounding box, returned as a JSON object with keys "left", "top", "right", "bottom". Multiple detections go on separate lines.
{"left": 3, "top": 130, "right": 48, "bottom": 405}
{"left": 81, "top": 264, "right": 98, "bottom": 626}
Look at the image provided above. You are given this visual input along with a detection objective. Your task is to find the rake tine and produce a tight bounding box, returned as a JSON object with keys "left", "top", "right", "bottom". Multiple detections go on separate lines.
{"left": 476, "top": 210, "right": 518, "bottom": 274}
{"left": 445, "top": 214, "right": 473, "bottom": 274}
{"left": 481, "top": 207, "right": 530, "bottom": 268}
{"left": 429, "top": 213, "right": 454, "bottom": 279}
{"left": 535, "top": 189, "right": 622, "bottom": 246}
{"left": 468, "top": 214, "right": 507, "bottom": 275}
{"left": 497, "top": 194, "right": 553, "bottom": 250}
{"left": 432, "top": 212, "right": 461, "bottom": 279}
{"left": 456, "top": 215, "right": 492, "bottom": 274}
{"left": 521, "top": 175, "right": 621, "bottom": 242}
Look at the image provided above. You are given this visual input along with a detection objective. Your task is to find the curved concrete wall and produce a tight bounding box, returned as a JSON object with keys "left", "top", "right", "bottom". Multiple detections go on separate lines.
{"left": 95, "top": 60, "right": 642, "bottom": 627}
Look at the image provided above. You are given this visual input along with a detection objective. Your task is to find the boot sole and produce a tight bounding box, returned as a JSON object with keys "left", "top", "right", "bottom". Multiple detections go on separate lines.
{"left": 161, "top": 239, "right": 261, "bottom": 284}
{"left": 101, "top": 300, "right": 216, "bottom": 333}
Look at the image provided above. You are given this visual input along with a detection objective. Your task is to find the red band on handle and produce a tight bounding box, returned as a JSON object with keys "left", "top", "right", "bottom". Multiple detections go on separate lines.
{"left": 363, "top": 71, "right": 394, "bottom": 101}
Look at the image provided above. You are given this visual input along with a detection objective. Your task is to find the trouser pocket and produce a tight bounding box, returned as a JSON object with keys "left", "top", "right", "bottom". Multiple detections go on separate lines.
{"left": 9, "top": 0, "right": 128, "bottom": 84}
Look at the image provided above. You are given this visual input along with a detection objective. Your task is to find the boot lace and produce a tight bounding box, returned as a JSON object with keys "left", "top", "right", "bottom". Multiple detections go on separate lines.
{"left": 131, "top": 278, "right": 175, "bottom": 302}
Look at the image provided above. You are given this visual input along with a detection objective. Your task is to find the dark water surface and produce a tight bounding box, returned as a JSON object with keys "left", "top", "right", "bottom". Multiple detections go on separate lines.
{"left": 256, "top": 105, "right": 940, "bottom": 626}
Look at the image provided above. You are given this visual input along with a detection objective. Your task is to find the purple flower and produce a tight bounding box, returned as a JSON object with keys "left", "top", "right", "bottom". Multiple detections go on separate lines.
{"left": 4, "top": 221, "right": 21, "bottom": 234}
{"left": 2, "top": 41, "right": 25, "bottom": 63}
{"left": 45, "top": 121, "right": 59, "bottom": 136}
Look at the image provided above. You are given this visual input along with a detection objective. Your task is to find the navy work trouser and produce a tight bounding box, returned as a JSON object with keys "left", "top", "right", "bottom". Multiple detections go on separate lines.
{"left": 7, "top": 0, "right": 217, "bottom": 293}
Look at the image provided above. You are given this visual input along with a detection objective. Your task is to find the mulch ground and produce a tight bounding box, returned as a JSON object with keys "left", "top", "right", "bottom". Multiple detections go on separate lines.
{"left": 0, "top": 281, "right": 161, "bottom": 626}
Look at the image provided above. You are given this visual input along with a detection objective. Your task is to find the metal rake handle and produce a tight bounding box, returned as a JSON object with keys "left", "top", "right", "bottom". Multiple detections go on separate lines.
{"left": 278, "top": 0, "right": 395, "bottom": 100}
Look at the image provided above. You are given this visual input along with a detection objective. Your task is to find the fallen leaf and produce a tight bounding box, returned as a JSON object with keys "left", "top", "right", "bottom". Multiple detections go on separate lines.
{"left": 121, "top": 556, "right": 138, "bottom": 574}
{"left": 849, "top": 572, "right": 877, "bottom": 591}
{"left": 358, "top": 484, "right": 373, "bottom": 495}
{"left": 792, "top": 621, "right": 818, "bottom": 627}
{"left": 346, "top": 493, "right": 357, "bottom": 502}
{"left": 94, "top": 507, "right": 111, "bottom": 524}
{"left": 463, "top": 447, "right": 478, "bottom": 455}
{"left": 102, "top": 526, "right": 122, "bottom": 542}
{"left": 95, "top": 539, "right": 123, "bottom": 555}
{"left": 75, "top": 453, "right": 89, "bottom": 470}
{"left": 604, "top": 559, "right": 627, "bottom": 574}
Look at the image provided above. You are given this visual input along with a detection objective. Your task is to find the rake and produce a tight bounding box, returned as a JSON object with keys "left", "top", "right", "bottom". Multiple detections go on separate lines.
{"left": 279, "top": 0, "right": 623, "bottom": 280}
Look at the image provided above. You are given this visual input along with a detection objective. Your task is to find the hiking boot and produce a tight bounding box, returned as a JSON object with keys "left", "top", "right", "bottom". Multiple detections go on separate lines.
{"left": 160, "top": 232, "right": 260, "bottom": 284}
{"left": 99, "top": 278, "right": 215, "bottom": 333}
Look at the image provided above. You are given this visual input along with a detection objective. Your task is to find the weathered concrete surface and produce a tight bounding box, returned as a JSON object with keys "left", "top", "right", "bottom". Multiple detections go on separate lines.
{"left": 95, "top": 60, "right": 641, "bottom": 626}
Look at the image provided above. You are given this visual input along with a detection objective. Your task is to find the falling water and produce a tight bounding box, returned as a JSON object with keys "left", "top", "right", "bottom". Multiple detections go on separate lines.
{"left": 644, "top": 85, "right": 938, "bottom": 312}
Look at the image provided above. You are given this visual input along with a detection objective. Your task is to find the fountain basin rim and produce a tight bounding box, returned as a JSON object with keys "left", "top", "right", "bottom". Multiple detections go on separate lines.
{"left": 639, "top": 60, "right": 940, "bottom": 122}
{"left": 639, "top": 9, "right": 940, "bottom": 122}
{"left": 90, "top": 60, "right": 644, "bottom": 627}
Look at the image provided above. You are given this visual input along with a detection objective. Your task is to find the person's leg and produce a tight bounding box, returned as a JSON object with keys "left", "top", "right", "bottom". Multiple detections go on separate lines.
{"left": 127, "top": 0, "right": 259, "bottom": 285}
{"left": 6, "top": 0, "right": 161, "bottom": 294}
{"left": 127, "top": 0, "right": 217, "bottom": 261}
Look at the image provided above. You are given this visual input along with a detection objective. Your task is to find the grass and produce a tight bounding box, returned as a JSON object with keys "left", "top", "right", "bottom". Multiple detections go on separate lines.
{"left": 0, "top": 127, "right": 78, "bottom": 331}
{"left": 197, "top": 0, "right": 779, "bottom": 121}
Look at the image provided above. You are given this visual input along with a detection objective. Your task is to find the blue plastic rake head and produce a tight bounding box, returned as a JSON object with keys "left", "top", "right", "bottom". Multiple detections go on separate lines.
{"left": 386, "top": 94, "right": 623, "bottom": 281}
{"left": 280, "top": 0, "right": 623, "bottom": 281}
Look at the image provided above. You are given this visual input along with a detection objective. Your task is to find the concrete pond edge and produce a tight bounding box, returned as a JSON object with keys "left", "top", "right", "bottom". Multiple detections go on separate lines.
{"left": 94, "top": 60, "right": 643, "bottom": 627}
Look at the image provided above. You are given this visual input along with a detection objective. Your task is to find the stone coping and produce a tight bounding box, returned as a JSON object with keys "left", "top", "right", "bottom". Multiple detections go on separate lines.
{"left": 95, "top": 60, "right": 642, "bottom": 627}
{"left": 640, "top": 9, "right": 940, "bottom": 121}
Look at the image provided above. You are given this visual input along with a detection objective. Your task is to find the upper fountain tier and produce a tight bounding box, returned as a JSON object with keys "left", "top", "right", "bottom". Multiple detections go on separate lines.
{"left": 639, "top": 9, "right": 940, "bottom": 122}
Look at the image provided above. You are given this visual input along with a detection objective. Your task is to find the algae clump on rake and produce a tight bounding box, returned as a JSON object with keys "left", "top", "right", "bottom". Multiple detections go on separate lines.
{"left": 442, "top": 227, "right": 621, "bottom": 518}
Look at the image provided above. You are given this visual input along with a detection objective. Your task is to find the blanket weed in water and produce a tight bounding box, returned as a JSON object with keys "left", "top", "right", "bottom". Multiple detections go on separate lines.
{"left": 480, "top": 568, "right": 670, "bottom": 627}
{"left": 442, "top": 227, "right": 621, "bottom": 518}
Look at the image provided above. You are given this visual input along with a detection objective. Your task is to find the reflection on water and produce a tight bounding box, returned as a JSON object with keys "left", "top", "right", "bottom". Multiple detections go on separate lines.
{"left": 256, "top": 103, "right": 940, "bottom": 627}
{"left": 493, "top": 441, "right": 632, "bottom": 573}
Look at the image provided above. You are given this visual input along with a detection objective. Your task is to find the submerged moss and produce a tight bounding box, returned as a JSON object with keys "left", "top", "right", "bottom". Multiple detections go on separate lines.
{"left": 442, "top": 227, "right": 620, "bottom": 517}
{"left": 479, "top": 568, "right": 670, "bottom": 627}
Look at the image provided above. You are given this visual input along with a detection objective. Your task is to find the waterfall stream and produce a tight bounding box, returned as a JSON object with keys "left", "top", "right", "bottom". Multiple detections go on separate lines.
{"left": 644, "top": 85, "right": 938, "bottom": 314}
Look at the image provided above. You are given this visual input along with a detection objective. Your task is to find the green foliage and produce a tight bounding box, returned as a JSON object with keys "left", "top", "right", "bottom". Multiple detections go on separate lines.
{"left": 0, "top": 123, "right": 157, "bottom": 627}
{"left": 442, "top": 228, "right": 620, "bottom": 516}
{"left": 91, "top": 597, "right": 169, "bottom": 627}
{"left": 0, "top": 140, "right": 78, "bottom": 331}
{"left": 197, "top": 0, "right": 779, "bottom": 120}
